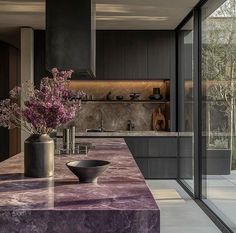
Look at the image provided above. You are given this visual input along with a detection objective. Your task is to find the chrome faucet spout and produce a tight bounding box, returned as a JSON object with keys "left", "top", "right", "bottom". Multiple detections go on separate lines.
{"left": 100, "top": 110, "right": 105, "bottom": 132}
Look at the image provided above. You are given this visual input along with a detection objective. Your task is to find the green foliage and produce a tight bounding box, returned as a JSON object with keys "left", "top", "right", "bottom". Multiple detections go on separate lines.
{"left": 208, "top": 137, "right": 229, "bottom": 149}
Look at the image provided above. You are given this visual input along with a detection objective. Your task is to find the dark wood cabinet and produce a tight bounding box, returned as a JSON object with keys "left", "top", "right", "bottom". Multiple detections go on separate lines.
{"left": 98, "top": 30, "right": 175, "bottom": 80}
{"left": 103, "top": 31, "right": 125, "bottom": 80}
{"left": 125, "top": 137, "right": 178, "bottom": 179}
{"left": 125, "top": 138, "right": 149, "bottom": 157}
{"left": 34, "top": 30, "right": 175, "bottom": 81}
{"left": 96, "top": 31, "right": 104, "bottom": 79}
{"left": 147, "top": 31, "right": 175, "bottom": 80}
{"left": 149, "top": 158, "right": 177, "bottom": 178}
{"left": 124, "top": 31, "right": 148, "bottom": 80}
{"left": 149, "top": 138, "right": 177, "bottom": 157}
{"left": 135, "top": 158, "right": 149, "bottom": 178}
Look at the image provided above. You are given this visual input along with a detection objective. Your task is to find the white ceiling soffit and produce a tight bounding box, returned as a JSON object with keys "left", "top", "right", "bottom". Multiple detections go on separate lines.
{"left": 0, "top": 0, "right": 199, "bottom": 30}
{"left": 96, "top": 0, "right": 199, "bottom": 29}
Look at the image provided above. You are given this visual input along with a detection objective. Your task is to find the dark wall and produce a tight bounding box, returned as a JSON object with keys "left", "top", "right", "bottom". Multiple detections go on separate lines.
{"left": 0, "top": 42, "right": 10, "bottom": 160}
{"left": 0, "top": 41, "right": 20, "bottom": 161}
{"left": 34, "top": 30, "right": 50, "bottom": 87}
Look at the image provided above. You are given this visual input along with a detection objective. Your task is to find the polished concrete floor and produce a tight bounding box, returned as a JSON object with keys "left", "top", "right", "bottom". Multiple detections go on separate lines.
{"left": 146, "top": 180, "right": 221, "bottom": 233}
{"left": 184, "top": 170, "right": 236, "bottom": 230}
{"left": 204, "top": 171, "right": 236, "bottom": 230}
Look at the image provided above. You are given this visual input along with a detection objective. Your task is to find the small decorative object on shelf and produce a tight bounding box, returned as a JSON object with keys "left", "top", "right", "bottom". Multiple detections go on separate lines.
{"left": 0, "top": 68, "right": 85, "bottom": 178}
{"left": 116, "top": 95, "right": 124, "bottom": 100}
{"left": 106, "top": 91, "right": 112, "bottom": 100}
{"left": 149, "top": 87, "right": 163, "bottom": 100}
{"left": 152, "top": 108, "right": 166, "bottom": 131}
{"left": 129, "top": 93, "right": 141, "bottom": 100}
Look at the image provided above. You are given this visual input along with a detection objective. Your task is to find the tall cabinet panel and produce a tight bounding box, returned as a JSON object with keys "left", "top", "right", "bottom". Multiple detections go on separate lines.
{"left": 124, "top": 31, "right": 148, "bottom": 80}
{"left": 96, "top": 31, "right": 104, "bottom": 79}
{"left": 148, "top": 31, "right": 174, "bottom": 80}
{"left": 103, "top": 31, "right": 125, "bottom": 80}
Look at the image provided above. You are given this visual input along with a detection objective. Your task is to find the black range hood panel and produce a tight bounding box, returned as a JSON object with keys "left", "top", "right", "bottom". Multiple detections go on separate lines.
{"left": 46, "top": 0, "right": 95, "bottom": 78}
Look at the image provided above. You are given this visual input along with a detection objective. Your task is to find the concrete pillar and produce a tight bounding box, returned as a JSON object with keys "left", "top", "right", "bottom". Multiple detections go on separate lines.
{"left": 20, "top": 27, "right": 34, "bottom": 151}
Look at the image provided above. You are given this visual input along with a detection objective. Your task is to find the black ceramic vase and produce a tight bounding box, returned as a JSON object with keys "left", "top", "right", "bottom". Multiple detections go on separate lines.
{"left": 24, "top": 134, "right": 54, "bottom": 178}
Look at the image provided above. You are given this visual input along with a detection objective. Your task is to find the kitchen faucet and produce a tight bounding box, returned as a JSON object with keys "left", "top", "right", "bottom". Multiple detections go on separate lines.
{"left": 99, "top": 110, "right": 105, "bottom": 132}
{"left": 127, "top": 120, "right": 135, "bottom": 131}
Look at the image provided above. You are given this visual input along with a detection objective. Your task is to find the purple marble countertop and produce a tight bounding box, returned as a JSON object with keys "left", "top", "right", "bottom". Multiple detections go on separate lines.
{"left": 0, "top": 138, "right": 159, "bottom": 233}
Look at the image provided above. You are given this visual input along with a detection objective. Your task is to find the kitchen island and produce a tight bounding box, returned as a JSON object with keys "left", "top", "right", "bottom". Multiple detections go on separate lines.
{"left": 58, "top": 132, "right": 179, "bottom": 179}
{"left": 0, "top": 138, "right": 159, "bottom": 233}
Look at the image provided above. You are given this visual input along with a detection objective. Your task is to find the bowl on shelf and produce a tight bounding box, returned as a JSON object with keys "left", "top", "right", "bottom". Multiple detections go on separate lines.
{"left": 116, "top": 95, "right": 124, "bottom": 100}
{"left": 149, "top": 94, "right": 162, "bottom": 100}
{"left": 129, "top": 93, "right": 141, "bottom": 100}
{"left": 66, "top": 160, "right": 110, "bottom": 183}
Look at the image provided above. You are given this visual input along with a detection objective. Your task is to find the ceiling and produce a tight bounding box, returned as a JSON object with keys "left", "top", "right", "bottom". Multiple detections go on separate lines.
{"left": 0, "top": 0, "right": 199, "bottom": 46}
{"left": 96, "top": 0, "right": 199, "bottom": 29}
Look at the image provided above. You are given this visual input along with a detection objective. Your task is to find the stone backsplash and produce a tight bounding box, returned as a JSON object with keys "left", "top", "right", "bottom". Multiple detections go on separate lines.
{"left": 75, "top": 102, "right": 170, "bottom": 131}
{"left": 70, "top": 80, "right": 170, "bottom": 131}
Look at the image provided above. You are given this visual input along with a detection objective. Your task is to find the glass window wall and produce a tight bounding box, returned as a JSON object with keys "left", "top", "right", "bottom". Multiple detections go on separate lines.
{"left": 178, "top": 16, "right": 195, "bottom": 192}
{"left": 201, "top": 0, "right": 236, "bottom": 230}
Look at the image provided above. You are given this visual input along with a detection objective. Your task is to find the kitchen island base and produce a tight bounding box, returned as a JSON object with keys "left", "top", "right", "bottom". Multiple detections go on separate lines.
{"left": 0, "top": 138, "right": 159, "bottom": 233}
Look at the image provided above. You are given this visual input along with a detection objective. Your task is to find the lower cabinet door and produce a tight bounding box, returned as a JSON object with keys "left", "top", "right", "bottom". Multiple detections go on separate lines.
{"left": 135, "top": 158, "right": 149, "bottom": 178}
{"left": 125, "top": 138, "right": 149, "bottom": 157}
{"left": 149, "top": 158, "right": 177, "bottom": 179}
{"left": 148, "top": 138, "right": 177, "bottom": 157}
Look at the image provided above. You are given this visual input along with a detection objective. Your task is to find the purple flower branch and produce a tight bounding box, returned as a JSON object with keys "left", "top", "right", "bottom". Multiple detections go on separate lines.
{"left": 0, "top": 68, "right": 84, "bottom": 135}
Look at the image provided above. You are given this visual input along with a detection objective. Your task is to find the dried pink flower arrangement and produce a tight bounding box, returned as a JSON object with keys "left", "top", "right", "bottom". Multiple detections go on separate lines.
{"left": 0, "top": 68, "right": 85, "bottom": 134}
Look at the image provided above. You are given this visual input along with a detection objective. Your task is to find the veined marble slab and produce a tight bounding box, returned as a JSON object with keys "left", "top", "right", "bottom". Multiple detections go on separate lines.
{"left": 0, "top": 138, "right": 159, "bottom": 233}
{"left": 58, "top": 131, "right": 178, "bottom": 137}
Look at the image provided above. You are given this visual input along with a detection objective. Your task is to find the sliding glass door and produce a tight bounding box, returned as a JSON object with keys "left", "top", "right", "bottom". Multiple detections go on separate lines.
{"left": 178, "top": 16, "right": 195, "bottom": 192}
{"left": 201, "top": 0, "right": 236, "bottom": 230}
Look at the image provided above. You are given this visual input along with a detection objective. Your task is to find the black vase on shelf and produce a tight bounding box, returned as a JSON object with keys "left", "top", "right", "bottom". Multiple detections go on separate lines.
{"left": 24, "top": 134, "right": 54, "bottom": 178}
{"left": 149, "top": 87, "right": 162, "bottom": 100}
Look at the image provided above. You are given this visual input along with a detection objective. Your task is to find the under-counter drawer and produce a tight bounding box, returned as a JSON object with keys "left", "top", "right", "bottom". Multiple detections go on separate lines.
{"left": 125, "top": 138, "right": 149, "bottom": 157}
{"left": 148, "top": 138, "right": 177, "bottom": 157}
{"left": 149, "top": 158, "right": 177, "bottom": 178}
{"left": 135, "top": 158, "right": 148, "bottom": 178}
{"left": 179, "top": 137, "right": 193, "bottom": 157}
{"left": 179, "top": 157, "right": 193, "bottom": 179}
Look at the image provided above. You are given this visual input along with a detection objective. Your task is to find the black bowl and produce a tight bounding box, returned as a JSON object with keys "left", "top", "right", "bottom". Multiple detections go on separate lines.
{"left": 66, "top": 160, "right": 110, "bottom": 183}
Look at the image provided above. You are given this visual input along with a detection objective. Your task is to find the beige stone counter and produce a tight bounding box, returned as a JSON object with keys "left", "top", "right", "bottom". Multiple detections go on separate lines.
{"left": 73, "top": 131, "right": 178, "bottom": 137}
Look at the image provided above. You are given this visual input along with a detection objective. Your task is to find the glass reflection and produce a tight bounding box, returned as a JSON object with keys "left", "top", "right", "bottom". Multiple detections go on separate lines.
{"left": 202, "top": 0, "right": 236, "bottom": 229}
{"left": 178, "top": 16, "right": 195, "bottom": 192}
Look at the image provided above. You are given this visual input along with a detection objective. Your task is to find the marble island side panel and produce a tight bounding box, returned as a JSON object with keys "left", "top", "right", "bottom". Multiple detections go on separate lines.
{"left": 0, "top": 138, "right": 159, "bottom": 233}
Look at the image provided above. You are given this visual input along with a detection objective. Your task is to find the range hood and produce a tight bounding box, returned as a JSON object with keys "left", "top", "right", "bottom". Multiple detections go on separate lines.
{"left": 46, "top": 0, "right": 96, "bottom": 78}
